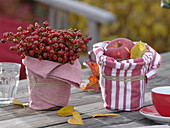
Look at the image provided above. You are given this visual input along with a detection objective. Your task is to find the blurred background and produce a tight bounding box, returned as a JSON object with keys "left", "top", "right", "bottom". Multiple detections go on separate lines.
{"left": 0, "top": 0, "right": 170, "bottom": 53}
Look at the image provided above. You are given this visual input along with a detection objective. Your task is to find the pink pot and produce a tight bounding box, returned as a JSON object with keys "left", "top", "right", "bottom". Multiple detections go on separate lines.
{"left": 27, "top": 69, "right": 71, "bottom": 110}
{"left": 23, "top": 56, "right": 82, "bottom": 110}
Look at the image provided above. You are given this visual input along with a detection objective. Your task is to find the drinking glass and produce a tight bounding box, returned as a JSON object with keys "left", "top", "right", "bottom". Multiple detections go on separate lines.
{"left": 0, "top": 62, "right": 21, "bottom": 104}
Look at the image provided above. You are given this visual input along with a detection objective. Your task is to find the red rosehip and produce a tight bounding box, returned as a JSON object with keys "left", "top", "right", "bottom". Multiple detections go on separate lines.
{"left": 48, "top": 34, "right": 53, "bottom": 38}
{"left": 29, "top": 24, "right": 34, "bottom": 29}
{"left": 49, "top": 50, "right": 55, "bottom": 55}
{"left": 39, "top": 27, "right": 46, "bottom": 32}
{"left": 22, "top": 43, "right": 27, "bottom": 47}
{"left": 64, "top": 52, "right": 69, "bottom": 57}
{"left": 38, "top": 56, "right": 43, "bottom": 60}
{"left": 71, "top": 40, "right": 77, "bottom": 44}
{"left": 39, "top": 46, "right": 44, "bottom": 50}
{"left": 42, "top": 32, "right": 48, "bottom": 37}
{"left": 69, "top": 50, "right": 74, "bottom": 55}
{"left": 41, "top": 37, "right": 48, "bottom": 43}
{"left": 27, "top": 26, "right": 32, "bottom": 31}
{"left": 71, "top": 32, "right": 77, "bottom": 37}
{"left": 55, "top": 32, "right": 60, "bottom": 37}
{"left": 33, "top": 40, "right": 39, "bottom": 46}
{"left": 43, "top": 52, "right": 48, "bottom": 58}
{"left": 46, "top": 26, "right": 52, "bottom": 31}
{"left": 0, "top": 39, "right": 6, "bottom": 43}
{"left": 23, "top": 30, "right": 29, "bottom": 35}
{"left": 59, "top": 43, "right": 65, "bottom": 48}
{"left": 57, "top": 57, "right": 62, "bottom": 62}
{"left": 83, "top": 37, "right": 88, "bottom": 43}
{"left": 3, "top": 32, "right": 9, "bottom": 38}
{"left": 87, "top": 36, "right": 92, "bottom": 41}
{"left": 48, "top": 40, "right": 53, "bottom": 45}
{"left": 16, "top": 44, "right": 21, "bottom": 49}
{"left": 21, "top": 54, "right": 25, "bottom": 59}
{"left": 52, "top": 55, "right": 58, "bottom": 61}
{"left": 64, "top": 47, "right": 68, "bottom": 51}
{"left": 35, "top": 22, "right": 40, "bottom": 28}
{"left": 69, "top": 60, "right": 74, "bottom": 65}
{"left": 21, "top": 35, "right": 26, "bottom": 40}
{"left": 76, "top": 54, "right": 80, "bottom": 58}
{"left": 17, "top": 26, "right": 22, "bottom": 31}
{"left": 58, "top": 50, "right": 64, "bottom": 56}
{"left": 29, "top": 50, "right": 35, "bottom": 56}
{"left": 45, "top": 46, "right": 51, "bottom": 51}
{"left": 37, "top": 50, "right": 42, "bottom": 55}
{"left": 77, "top": 33, "right": 82, "bottom": 37}
{"left": 81, "top": 45, "right": 87, "bottom": 51}
{"left": 49, "top": 54, "right": 53, "bottom": 58}
{"left": 68, "top": 56, "right": 73, "bottom": 60}
{"left": 27, "top": 43, "right": 32, "bottom": 48}
{"left": 9, "top": 32, "right": 14, "bottom": 36}
{"left": 62, "top": 57, "right": 68, "bottom": 63}
{"left": 9, "top": 46, "right": 16, "bottom": 51}
{"left": 68, "top": 46, "right": 73, "bottom": 50}
{"left": 33, "top": 35, "right": 39, "bottom": 40}
{"left": 16, "top": 32, "right": 22, "bottom": 36}
{"left": 52, "top": 37, "right": 58, "bottom": 43}
{"left": 43, "top": 21, "right": 49, "bottom": 26}
{"left": 39, "top": 43, "right": 45, "bottom": 47}
{"left": 31, "top": 45, "right": 36, "bottom": 49}
{"left": 52, "top": 44, "right": 58, "bottom": 49}
{"left": 31, "top": 31, "right": 36, "bottom": 36}
{"left": 6, "top": 37, "right": 13, "bottom": 42}
{"left": 76, "top": 48, "right": 82, "bottom": 53}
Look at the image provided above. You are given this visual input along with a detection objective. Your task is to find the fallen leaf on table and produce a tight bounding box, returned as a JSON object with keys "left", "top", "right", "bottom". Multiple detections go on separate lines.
{"left": 67, "top": 111, "right": 84, "bottom": 125}
{"left": 12, "top": 99, "right": 29, "bottom": 108}
{"left": 92, "top": 113, "right": 120, "bottom": 118}
{"left": 82, "top": 62, "right": 101, "bottom": 92}
{"left": 130, "top": 41, "right": 146, "bottom": 59}
{"left": 83, "top": 75, "right": 100, "bottom": 92}
{"left": 85, "top": 62, "right": 100, "bottom": 77}
{"left": 57, "top": 105, "right": 74, "bottom": 117}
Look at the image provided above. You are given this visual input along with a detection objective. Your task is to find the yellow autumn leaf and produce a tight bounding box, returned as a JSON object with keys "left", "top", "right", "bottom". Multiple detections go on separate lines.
{"left": 92, "top": 113, "right": 120, "bottom": 118}
{"left": 130, "top": 41, "right": 146, "bottom": 59}
{"left": 12, "top": 99, "right": 29, "bottom": 108}
{"left": 57, "top": 106, "right": 74, "bottom": 117}
{"left": 67, "top": 111, "right": 84, "bottom": 125}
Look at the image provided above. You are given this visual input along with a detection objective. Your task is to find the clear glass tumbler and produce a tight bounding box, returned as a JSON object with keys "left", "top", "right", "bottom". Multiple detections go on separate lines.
{"left": 0, "top": 62, "right": 21, "bottom": 104}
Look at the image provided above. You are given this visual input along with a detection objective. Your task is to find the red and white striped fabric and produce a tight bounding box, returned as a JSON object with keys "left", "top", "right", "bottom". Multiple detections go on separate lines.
{"left": 93, "top": 41, "right": 162, "bottom": 111}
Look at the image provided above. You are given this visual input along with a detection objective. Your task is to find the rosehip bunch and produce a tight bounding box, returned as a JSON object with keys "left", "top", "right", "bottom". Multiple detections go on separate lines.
{"left": 0, "top": 21, "right": 92, "bottom": 64}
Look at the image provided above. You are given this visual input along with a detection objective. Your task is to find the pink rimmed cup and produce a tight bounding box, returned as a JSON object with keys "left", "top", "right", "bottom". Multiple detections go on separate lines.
{"left": 151, "top": 86, "right": 170, "bottom": 117}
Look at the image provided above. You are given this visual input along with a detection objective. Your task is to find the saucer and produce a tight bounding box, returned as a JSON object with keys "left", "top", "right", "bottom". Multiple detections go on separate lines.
{"left": 140, "top": 105, "right": 170, "bottom": 124}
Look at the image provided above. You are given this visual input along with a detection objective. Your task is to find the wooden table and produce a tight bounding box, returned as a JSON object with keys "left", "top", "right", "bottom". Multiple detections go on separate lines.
{"left": 0, "top": 52, "right": 170, "bottom": 128}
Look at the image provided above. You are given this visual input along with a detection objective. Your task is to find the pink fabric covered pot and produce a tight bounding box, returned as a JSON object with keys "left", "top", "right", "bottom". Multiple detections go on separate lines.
{"left": 23, "top": 56, "right": 82, "bottom": 110}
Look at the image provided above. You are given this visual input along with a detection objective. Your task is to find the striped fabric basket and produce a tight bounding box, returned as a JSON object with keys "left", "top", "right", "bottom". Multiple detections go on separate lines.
{"left": 93, "top": 41, "right": 162, "bottom": 111}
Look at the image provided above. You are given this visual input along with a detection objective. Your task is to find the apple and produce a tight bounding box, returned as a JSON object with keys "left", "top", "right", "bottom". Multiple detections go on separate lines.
{"left": 104, "top": 38, "right": 134, "bottom": 60}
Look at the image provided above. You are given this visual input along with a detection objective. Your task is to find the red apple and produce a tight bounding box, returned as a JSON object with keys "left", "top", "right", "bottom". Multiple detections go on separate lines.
{"left": 104, "top": 38, "right": 134, "bottom": 60}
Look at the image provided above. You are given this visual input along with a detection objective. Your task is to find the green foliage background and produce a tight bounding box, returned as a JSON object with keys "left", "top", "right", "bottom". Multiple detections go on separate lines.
{"left": 69, "top": 0, "right": 170, "bottom": 53}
